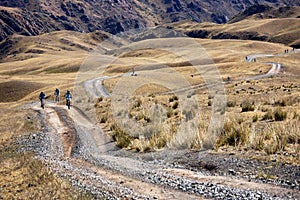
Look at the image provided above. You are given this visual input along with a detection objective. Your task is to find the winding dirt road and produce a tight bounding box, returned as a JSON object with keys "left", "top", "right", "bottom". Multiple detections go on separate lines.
{"left": 24, "top": 49, "right": 300, "bottom": 199}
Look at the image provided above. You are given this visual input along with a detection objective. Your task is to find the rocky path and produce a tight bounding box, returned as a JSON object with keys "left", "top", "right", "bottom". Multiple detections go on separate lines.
{"left": 16, "top": 102, "right": 300, "bottom": 199}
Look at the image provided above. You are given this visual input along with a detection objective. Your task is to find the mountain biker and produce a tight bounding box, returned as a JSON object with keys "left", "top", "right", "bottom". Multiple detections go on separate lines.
{"left": 54, "top": 88, "right": 60, "bottom": 102}
{"left": 65, "top": 90, "right": 72, "bottom": 100}
{"left": 39, "top": 91, "right": 46, "bottom": 108}
{"left": 65, "top": 90, "right": 72, "bottom": 109}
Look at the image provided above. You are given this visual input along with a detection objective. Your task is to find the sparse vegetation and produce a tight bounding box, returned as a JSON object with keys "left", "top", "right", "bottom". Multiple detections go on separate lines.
{"left": 1, "top": 8, "right": 300, "bottom": 199}
{"left": 274, "top": 108, "right": 287, "bottom": 121}
{"left": 262, "top": 110, "right": 273, "bottom": 121}
{"left": 252, "top": 114, "right": 259, "bottom": 122}
{"left": 172, "top": 101, "right": 179, "bottom": 109}
{"left": 100, "top": 115, "right": 108, "bottom": 123}
{"left": 216, "top": 119, "right": 249, "bottom": 148}
{"left": 274, "top": 99, "right": 286, "bottom": 107}
{"left": 241, "top": 100, "right": 255, "bottom": 112}
{"left": 1, "top": 26, "right": 300, "bottom": 198}
{"left": 133, "top": 98, "right": 142, "bottom": 108}
{"left": 169, "top": 95, "right": 178, "bottom": 102}
{"left": 111, "top": 124, "right": 133, "bottom": 148}
{"left": 0, "top": 110, "right": 92, "bottom": 199}
{"left": 208, "top": 100, "right": 212, "bottom": 106}
{"left": 167, "top": 108, "right": 173, "bottom": 118}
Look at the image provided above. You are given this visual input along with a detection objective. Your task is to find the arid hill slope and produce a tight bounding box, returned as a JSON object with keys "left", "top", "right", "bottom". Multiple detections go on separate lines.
{"left": 0, "top": 0, "right": 299, "bottom": 41}
{"left": 229, "top": 4, "right": 300, "bottom": 23}
{"left": 169, "top": 6, "right": 300, "bottom": 47}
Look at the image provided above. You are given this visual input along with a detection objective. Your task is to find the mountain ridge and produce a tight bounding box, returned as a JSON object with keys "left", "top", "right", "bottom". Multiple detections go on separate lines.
{"left": 0, "top": 0, "right": 299, "bottom": 41}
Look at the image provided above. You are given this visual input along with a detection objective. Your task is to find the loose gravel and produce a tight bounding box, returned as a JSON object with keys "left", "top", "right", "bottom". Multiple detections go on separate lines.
{"left": 17, "top": 107, "right": 299, "bottom": 199}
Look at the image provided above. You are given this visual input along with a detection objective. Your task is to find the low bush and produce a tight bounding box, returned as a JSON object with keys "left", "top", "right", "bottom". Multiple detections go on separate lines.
{"left": 262, "top": 111, "right": 273, "bottom": 121}
{"left": 274, "top": 108, "right": 287, "bottom": 121}
{"left": 241, "top": 100, "right": 255, "bottom": 112}
{"left": 167, "top": 108, "right": 173, "bottom": 118}
{"left": 252, "top": 114, "right": 259, "bottom": 122}
{"left": 172, "top": 101, "right": 179, "bottom": 109}
{"left": 133, "top": 98, "right": 142, "bottom": 108}
{"left": 274, "top": 99, "right": 286, "bottom": 107}
{"left": 111, "top": 124, "right": 132, "bottom": 148}
{"left": 100, "top": 115, "right": 107, "bottom": 123}
{"left": 169, "top": 95, "right": 178, "bottom": 102}
{"left": 216, "top": 120, "right": 249, "bottom": 148}
{"left": 208, "top": 100, "right": 212, "bottom": 106}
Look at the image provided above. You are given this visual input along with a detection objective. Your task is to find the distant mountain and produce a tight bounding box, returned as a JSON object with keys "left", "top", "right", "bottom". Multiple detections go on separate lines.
{"left": 0, "top": 0, "right": 299, "bottom": 41}
{"left": 229, "top": 5, "right": 300, "bottom": 23}
{"left": 169, "top": 6, "right": 300, "bottom": 48}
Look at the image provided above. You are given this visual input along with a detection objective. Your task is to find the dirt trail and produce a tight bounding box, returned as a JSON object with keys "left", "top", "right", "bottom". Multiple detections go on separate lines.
{"left": 31, "top": 103, "right": 205, "bottom": 199}
{"left": 86, "top": 50, "right": 292, "bottom": 98}
{"left": 28, "top": 101, "right": 300, "bottom": 199}
{"left": 25, "top": 49, "right": 300, "bottom": 199}
{"left": 245, "top": 53, "right": 284, "bottom": 80}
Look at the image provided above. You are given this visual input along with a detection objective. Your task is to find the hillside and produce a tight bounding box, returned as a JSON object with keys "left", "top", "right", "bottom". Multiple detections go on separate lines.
{"left": 229, "top": 5, "right": 300, "bottom": 23}
{"left": 0, "top": 0, "right": 300, "bottom": 41}
{"left": 169, "top": 6, "right": 300, "bottom": 48}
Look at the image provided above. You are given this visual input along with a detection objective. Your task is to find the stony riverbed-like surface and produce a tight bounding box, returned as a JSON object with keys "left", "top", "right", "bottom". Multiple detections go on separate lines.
{"left": 18, "top": 129, "right": 300, "bottom": 200}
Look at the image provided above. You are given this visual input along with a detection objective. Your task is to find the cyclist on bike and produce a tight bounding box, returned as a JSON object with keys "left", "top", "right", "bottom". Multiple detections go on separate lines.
{"left": 39, "top": 91, "right": 46, "bottom": 109}
{"left": 65, "top": 90, "right": 72, "bottom": 109}
{"left": 54, "top": 88, "right": 60, "bottom": 102}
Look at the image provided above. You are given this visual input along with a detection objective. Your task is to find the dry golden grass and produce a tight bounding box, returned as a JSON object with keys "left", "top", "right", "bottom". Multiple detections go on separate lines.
{"left": 172, "top": 18, "right": 300, "bottom": 47}
{"left": 0, "top": 108, "right": 92, "bottom": 199}
{"left": 0, "top": 28, "right": 299, "bottom": 198}
{"left": 96, "top": 38, "right": 299, "bottom": 162}
{"left": 0, "top": 150, "right": 93, "bottom": 199}
{"left": 0, "top": 31, "right": 107, "bottom": 198}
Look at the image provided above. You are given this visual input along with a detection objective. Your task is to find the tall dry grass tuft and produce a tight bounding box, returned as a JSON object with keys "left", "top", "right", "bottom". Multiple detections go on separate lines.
{"left": 251, "top": 121, "right": 299, "bottom": 154}
{"left": 241, "top": 99, "right": 255, "bottom": 112}
{"left": 215, "top": 113, "right": 299, "bottom": 156}
{"left": 110, "top": 123, "right": 133, "bottom": 148}
{"left": 273, "top": 107, "right": 287, "bottom": 121}
{"left": 215, "top": 118, "right": 250, "bottom": 148}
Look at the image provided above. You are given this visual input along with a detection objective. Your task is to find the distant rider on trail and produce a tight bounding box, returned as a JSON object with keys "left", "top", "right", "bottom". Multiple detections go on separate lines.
{"left": 39, "top": 91, "right": 46, "bottom": 109}
{"left": 54, "top": 88, "right": 60, "bottom": 102}
{"left": 65, "top": 90, "right": 72, "bottom": 109}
